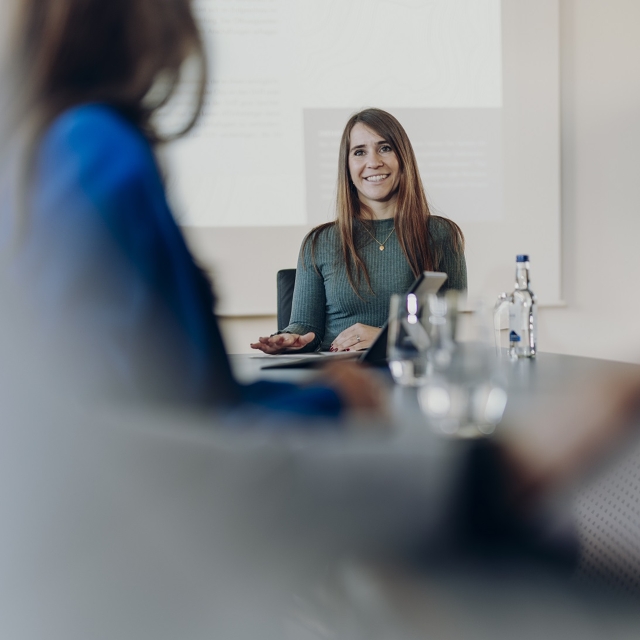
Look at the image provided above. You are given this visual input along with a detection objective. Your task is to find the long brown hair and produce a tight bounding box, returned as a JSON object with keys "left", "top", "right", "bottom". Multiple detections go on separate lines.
{"left": 11, "top": 0, "right": 206, "bottom": 146}
{"left": 2, "top": 0, "right": 207, "bottom": 251}
{"left": 306, "top": 108, "right": 463, "bottom": 294}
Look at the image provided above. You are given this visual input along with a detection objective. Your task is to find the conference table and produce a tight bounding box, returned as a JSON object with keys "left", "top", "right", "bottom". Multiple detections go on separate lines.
{"left": 233, "top": 347, "right": 640, "bottom": 389}
{"left": 231, "top": 347, "right": 640, "bottom": 432}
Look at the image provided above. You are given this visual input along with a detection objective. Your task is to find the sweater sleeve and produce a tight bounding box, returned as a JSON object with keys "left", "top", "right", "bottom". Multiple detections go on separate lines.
{"left": 278, "top": 233, "right": 327, "bottom": 352}
{"left": 431, "top": 217, "right": 467, "bottom": 292}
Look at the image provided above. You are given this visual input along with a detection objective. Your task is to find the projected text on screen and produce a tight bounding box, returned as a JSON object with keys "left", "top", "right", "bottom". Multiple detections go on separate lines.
{"left": 164, "top": 0, "right": 503, "bottom": 228}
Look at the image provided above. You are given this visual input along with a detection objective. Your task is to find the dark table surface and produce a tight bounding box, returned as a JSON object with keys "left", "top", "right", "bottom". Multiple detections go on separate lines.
{"left": 230, "top": 349, "right": 640, "bottom": 636}
{"left": 231, "top": 348, "right": 640, "bottom": 434}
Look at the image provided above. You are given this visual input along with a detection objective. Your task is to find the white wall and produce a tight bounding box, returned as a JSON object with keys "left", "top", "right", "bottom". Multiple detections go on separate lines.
{"left": 221, "top": 0, "right": 640, "bottom": 361}
{"left": 539, "top": 0, "right": 640, "bottom": 363}
{"left": 219, "top": 315, "right": 278, "bottom": 355}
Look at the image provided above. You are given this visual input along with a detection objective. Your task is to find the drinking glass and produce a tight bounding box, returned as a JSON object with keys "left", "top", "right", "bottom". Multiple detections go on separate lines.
{"left": 387, "top": 293, "right": 431, "bottom": 386}
{"left": 424, "top": 292, "right": 456, "bottom": 371}
{"left": 418, "top": 304, "right": 508, "bottom": 437}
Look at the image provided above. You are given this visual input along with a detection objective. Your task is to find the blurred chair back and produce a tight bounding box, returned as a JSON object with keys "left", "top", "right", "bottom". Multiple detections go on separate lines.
{"left": 276, "top": 269, "right": 296, "bottom": 331}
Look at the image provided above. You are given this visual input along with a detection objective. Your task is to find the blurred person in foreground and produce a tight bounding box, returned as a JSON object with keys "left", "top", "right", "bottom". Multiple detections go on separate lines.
{"left": 0, "top": 0, "right": 384, "bottom": 420}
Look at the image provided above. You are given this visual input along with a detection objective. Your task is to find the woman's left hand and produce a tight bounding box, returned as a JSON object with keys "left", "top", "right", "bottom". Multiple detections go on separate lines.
{"left": 331, "top": 323, "right": 381, "bottom": 352}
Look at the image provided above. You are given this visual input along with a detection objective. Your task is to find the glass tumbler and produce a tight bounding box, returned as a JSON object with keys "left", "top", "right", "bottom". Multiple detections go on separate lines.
{"left": 387, "top": 293, "right": 431, "bottom": 386}
{"left": 418, "top": 304, "right": 508, "bottom": 438}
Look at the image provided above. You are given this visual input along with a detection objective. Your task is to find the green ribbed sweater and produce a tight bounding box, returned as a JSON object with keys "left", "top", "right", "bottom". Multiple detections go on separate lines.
{"left": 282, "top": 216, "right": 467, "bottom": 352}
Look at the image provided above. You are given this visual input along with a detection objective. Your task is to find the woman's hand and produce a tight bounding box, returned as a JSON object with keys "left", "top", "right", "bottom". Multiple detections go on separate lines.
{"left": 331, "top": 324, "right": 380, "bottom": 352}
{"left": 250, "top": 332, "right": 316, "bottom": 355}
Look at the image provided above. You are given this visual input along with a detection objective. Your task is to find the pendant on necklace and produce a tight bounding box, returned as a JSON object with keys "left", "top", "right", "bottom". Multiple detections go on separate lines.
{"left": 379, "top": 245, "right": 385, "bottom": 251}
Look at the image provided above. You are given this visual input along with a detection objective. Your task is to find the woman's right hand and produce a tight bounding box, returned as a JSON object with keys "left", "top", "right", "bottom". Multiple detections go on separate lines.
{"left": 250, "top": 332, "right": 316, "bottom": 355}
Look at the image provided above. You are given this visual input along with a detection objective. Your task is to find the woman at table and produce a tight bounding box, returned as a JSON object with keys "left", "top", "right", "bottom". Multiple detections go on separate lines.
{"left": 0, "top": 0, "right": 383, "bottom": 419}
{"left": 251, "top": 108, "right": 466, "bottom": 355}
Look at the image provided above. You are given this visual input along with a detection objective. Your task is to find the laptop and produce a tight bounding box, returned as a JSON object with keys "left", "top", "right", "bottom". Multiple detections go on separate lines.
{"left": 260, "top": 271, "right": 447, "bottom": 370}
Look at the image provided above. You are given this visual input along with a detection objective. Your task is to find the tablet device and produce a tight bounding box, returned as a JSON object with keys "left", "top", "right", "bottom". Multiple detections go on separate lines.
{"left": 261, "top": 271, "right": 447, "bottom": 370}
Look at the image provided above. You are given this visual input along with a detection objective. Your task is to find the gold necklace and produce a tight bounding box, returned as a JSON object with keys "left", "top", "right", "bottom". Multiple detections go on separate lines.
{"left": 362, "top": 225, "right": 396, "bottom": 251}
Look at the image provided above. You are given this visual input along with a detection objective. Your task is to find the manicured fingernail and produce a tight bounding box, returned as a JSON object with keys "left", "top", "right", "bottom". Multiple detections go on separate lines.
{"left": 345, "top": 348, "right": 350, "bottom": 352}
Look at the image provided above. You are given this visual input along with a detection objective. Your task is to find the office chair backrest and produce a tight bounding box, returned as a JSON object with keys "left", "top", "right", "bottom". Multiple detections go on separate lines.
{"left": 276, "top": 269, "right": 296, "bottom": 331}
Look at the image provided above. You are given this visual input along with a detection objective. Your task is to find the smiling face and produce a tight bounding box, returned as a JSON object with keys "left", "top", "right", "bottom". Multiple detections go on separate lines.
{"left": 348, "top": 122, "right": 401, "bottom": 215}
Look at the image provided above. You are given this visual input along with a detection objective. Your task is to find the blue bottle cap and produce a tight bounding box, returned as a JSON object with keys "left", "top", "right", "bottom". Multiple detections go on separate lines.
{"left": 509, "top": 331, "right": 521, "bottom": 342}
{"left": 516, "top": 254, "right": 529, "bottom": 262}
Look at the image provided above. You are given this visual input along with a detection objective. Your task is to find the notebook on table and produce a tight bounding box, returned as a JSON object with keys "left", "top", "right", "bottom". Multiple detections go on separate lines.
{"left": 260, "top": 271, "right": 447, "bottom": 370}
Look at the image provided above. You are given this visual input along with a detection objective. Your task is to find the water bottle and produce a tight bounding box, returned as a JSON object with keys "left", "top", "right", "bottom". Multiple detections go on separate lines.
{"left": 495, "top": 255, "right": 537, "bottom": 358}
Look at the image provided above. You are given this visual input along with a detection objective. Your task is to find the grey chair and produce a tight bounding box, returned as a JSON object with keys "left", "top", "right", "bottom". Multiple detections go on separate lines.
{"left": 276, "top": 269, "right": 296, "bottom": 331}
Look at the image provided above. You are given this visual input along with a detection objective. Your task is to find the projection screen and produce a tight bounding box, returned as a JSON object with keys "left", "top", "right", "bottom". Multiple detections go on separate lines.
{"left": 161, "top": 0, "right": 561, "bottom": 315}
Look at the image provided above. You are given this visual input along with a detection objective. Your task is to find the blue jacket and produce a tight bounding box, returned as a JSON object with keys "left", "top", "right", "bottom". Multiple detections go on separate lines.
{"left": 6, "top": 104, "right": 341, "bottom": 418}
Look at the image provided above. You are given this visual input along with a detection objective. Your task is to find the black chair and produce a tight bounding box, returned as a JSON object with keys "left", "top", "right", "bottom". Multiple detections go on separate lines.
{"left": 276, "top": 269, "right": 296, "bottom": 331}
